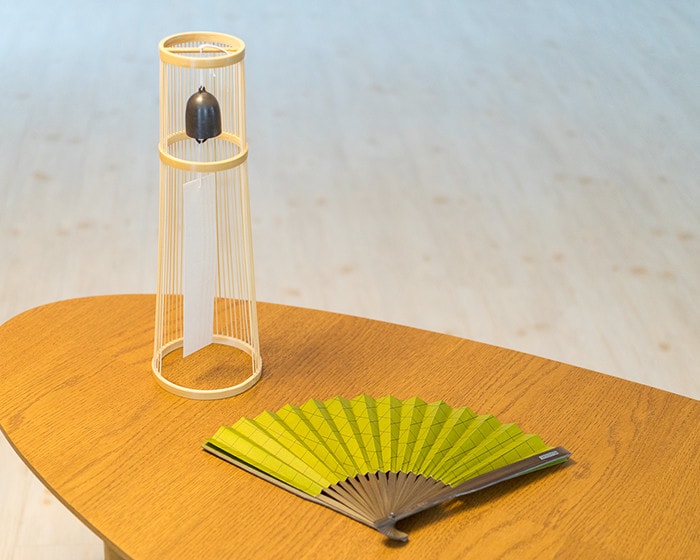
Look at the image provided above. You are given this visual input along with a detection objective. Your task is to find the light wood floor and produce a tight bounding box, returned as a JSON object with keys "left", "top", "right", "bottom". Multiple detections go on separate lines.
{"left": 1, "top": 2, "right": 698, "bottom": 558}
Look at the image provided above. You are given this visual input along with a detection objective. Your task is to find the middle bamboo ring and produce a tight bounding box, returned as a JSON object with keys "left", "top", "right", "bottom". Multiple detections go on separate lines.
{"left": 158, "top": 131, "right": 248, "bottom": 173}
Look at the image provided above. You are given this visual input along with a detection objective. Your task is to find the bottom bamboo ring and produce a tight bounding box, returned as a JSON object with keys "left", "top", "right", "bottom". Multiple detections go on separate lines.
{"left": 152, "top": 335, "right": 262, "bottom": 400}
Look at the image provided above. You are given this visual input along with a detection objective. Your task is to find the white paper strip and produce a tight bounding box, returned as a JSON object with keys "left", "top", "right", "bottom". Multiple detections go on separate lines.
{"left": 183, "top": 174, "right": 217, "bottom": 357}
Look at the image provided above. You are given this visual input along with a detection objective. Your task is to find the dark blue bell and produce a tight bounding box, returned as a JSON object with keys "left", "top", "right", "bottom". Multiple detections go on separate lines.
{"left": 185, "top": 86, "right": 222, "bottom": 144}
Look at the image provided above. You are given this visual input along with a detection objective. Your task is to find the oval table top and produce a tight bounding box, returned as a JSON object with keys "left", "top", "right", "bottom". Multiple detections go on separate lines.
{"left": 0, "top": 295, "right": 698, "bottom": 559}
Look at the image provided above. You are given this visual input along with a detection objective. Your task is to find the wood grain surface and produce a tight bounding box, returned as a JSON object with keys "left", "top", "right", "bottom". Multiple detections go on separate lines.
{"left": 0, "top": 295, "right": 698, "bottom": 559}
{"left": 1, "top": 2, "right": 698, "bottom": 558}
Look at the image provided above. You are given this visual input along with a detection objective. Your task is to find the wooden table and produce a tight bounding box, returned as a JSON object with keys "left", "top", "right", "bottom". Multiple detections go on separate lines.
{"left": 0, "top": 295, "right": 698, "bottom": 559}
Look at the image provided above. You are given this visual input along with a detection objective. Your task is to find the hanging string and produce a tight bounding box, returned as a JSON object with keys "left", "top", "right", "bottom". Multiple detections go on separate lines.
{"left": 198, "top": 43, "right": 228, "bottom": 87}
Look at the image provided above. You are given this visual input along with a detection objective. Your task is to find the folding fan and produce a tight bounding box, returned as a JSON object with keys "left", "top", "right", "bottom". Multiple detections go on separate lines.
{"left": 204, "top": 394, "right": 570, "bottom": 541}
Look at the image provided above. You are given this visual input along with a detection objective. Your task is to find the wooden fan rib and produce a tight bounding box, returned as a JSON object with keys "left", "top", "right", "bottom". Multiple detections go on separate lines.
{"left": 390, "top": 471, "right": 413, "bottom": 511}
{"left": 344, "top": 475, "right": 386, "bottom": 520}
{"left": 368, "top": 472, "right": 393, "bottom": 519}
{"left": 385, "top": 471, "right": 398, "bottom": 510}
{"left": 364, "top": 474, "right": 395, "bottom": 521}
{"left": 335, "top": 477, "right": 378, "bottom": 518}
{"left": 390, "top": 473, "right": 446, "bottom": 514}
{"left": 319, "top": 485, "right": 377, "bottom": 526}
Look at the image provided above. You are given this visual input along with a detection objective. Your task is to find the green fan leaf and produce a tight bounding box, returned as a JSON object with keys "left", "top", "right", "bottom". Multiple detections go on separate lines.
{"left": 205, "top": 395, "right": 562, "bottom": 497}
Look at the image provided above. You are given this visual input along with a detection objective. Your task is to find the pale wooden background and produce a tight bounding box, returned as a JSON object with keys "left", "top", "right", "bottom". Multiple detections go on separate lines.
{"left": 1, "top": 1, "right": 698, "bottom": 558}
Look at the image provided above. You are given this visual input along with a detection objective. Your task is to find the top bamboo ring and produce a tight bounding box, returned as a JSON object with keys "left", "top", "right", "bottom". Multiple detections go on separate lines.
{"left": 159, "top": 32, "right": 245, "bottom": 68}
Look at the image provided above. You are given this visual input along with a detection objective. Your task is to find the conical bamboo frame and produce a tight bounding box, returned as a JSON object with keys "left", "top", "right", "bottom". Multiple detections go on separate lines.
{"left": 153, "top": 32, "right": 262, "bottom": 400}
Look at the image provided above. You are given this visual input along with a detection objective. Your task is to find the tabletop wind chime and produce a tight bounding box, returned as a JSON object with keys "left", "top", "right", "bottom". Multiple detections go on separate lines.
{"left": 153, "top": 32, "right": 262, "bottom": 399}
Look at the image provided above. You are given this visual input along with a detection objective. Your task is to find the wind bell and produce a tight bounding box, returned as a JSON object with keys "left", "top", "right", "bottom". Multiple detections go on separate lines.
{"left": 153, "top": 32, "right": 262, "bottom": 400}
{"left": 185, "top": 86, "right": 222, "bottom": 143}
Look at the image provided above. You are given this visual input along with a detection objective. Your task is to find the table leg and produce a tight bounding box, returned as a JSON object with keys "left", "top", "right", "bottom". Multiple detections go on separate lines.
{"left": 104, "top": 541, "right": 127, "bottom": 560}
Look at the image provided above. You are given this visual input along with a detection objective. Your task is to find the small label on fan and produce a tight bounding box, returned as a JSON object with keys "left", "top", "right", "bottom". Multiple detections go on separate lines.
{"left": 538, "top": 450, "right": 561, "bottom": 461}
{"left": 183, "top": 174, "right": 216, "bottom": 357}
